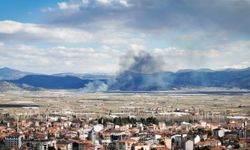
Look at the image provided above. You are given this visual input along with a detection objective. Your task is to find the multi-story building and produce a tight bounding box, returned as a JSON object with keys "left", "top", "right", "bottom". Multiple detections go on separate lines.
{"left": 4, "top": 133, "right": 24, "bottom": 149}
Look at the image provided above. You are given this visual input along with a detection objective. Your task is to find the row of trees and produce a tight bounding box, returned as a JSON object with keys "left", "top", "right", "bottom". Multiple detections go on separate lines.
{"left": 97, "top": 116, "right": 159, "bottom": 126}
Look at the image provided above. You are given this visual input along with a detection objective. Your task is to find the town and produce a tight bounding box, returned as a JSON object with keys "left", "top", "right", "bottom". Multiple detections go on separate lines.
{"left": 0, "top": 91, "right": 250, "bottom": 150}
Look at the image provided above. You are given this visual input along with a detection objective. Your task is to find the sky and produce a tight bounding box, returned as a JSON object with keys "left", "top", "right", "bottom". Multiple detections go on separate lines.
{"left": 0, "top": 0, "right": 250, "bottom": 74}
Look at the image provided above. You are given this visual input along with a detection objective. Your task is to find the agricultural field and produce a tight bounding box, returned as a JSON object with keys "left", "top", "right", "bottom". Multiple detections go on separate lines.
{"left": 0, "top": 90, "right": 250, "bottom": 121}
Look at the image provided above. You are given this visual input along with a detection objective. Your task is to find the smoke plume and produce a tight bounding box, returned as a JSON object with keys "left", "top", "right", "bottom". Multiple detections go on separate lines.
{"left": 109, "top": 51, "right": 172, "bottom": 91}
{"left": 82, "top": 80, "right": 108, "bottom": 92}
{"left": 120, "top": 51, "right": 165, "bottom": 74}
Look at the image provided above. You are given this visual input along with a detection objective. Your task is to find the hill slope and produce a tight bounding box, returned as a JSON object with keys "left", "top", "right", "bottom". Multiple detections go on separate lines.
{"left": 2, "top": 67, "right": 250, "bottom": 91}
{"left": 110, "top": 68, "right": 250, "bottom": 91}
{"left": 9, "top": 75, "right": 96, "bottom": 89}
{"left": 0, "top": 81, "right": 22, "bottom": 92}
{"left": 0, "top": 67, "right": 31, "bottom": 80}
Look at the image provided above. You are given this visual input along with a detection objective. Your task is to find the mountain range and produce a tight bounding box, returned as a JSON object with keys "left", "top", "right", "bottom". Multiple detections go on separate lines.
{"left": 0, "top": 67, "right": 250, "bottom": 91}
{"left": 109, "top": 67, "right": 250, "bottom": 91}
{"left": 0, "top": 67, "right": 111, "bottom": 90}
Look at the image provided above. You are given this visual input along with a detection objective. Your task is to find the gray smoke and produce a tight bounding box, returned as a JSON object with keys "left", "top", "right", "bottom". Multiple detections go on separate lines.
{"left": 120, "top": 51, "right": 165, "bottom": 74}
{"left": 109, "top": 51, "right": 172, "bottom": 91}
{"left": 82, "top": 80, "right": 108, "bottom": 92}
{"left": 109, "top": 50, "right": 250, "bottom": 91}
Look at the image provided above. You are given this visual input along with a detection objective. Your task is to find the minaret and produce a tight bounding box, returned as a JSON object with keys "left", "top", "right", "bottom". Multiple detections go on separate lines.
{"left": 16, "top": 115, "right": 20, "bottom": 132}
{"left": 45, "top": 109, "right": 49, "bottom": 128}
{"left": 91, "top": 129, "right": 96, "bottom": 143}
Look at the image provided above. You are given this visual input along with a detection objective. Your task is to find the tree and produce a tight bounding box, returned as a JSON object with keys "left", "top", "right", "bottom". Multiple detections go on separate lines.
{"left": 146, "top": 117, "right": 158, "bottom": 125}
{"left": 48, "top": 147, "right": 56, "bottom": 150}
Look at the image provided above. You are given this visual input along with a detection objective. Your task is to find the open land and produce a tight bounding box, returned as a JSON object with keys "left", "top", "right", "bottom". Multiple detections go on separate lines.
{"left": 1, "top": 90, "right": 250, "bottom": 121}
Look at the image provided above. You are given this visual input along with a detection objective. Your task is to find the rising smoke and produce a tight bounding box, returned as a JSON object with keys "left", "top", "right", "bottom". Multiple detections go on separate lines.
{"left": 82, "top": 80, "right": 109, "bottom": 92}
{"left": 109, "top": 51, "right": 172, "bottom": 91}
{"left": 120, "top": 51, "right": 165, "bottom": 74}
{"left": 84, "top": 50, "right": 250, "bottom": 91}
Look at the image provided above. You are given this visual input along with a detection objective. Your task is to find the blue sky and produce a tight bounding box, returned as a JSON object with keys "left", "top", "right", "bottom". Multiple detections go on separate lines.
{"left": 0, "top": 0, "right": 54, "bottom": 22}
{"left": 0, "top": 0, "right": 250, "bottom": 74}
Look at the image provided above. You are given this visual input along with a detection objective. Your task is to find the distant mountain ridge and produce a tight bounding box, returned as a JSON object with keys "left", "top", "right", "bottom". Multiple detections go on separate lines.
{"left": 0, "top": 67, "right": 32, "bottom": 80}
{"left": 53, "top": 73, "right": 114, "bottom": 80}
{"left": 9, "top": 75, "right": 107, "bottom": 89}
{"left": 0, "top": 67, "right": 111, "bottom": 90}
{"left": 110, "top": 67, "right": 250, "bottom": 91}
{"left": 1, "top": 67, "right": 250, "bottom": 90}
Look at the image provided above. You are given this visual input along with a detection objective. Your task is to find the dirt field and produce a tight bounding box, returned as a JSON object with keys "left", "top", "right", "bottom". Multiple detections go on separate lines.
{"left": 0, "top": 90, "right": 250, "bottom": 120}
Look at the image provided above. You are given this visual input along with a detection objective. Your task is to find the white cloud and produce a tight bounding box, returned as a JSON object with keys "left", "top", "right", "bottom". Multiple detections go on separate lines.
{"left": 96, "top": 0, "right": 129, "bottom": 6}
{"left": 0, "top": 20, "right": 93, "bottom": 44}
{"left": 0, "top": 20, "right": 146, "bottom": 47}
{"left": 0, "top": 5, "right": 249, "bottom": 74}
{"left": 149, "top": 45, "right": 250, "bottom": 71}
{"left": 0, "top": 39, "right": 250, "bottom": 74}
{"left": 130, "top": 43, "right": 145, "bottom": 51}
{"left": 0, "top": 20, "right": 23, "bottom": 34}
{"left": 223, "top": 62, "right": 250, "bottom": 69}
{"left": 57, "top": 2, "right": 80, "bottom": 11}
{"left": 119, "top": 0, "right": 129, "bottom": 7}
{"left": 96, "top": 0, "right": 111, "bottom": 5}
{"left": 0, "top": 44, "right": 121, "bottom": 74}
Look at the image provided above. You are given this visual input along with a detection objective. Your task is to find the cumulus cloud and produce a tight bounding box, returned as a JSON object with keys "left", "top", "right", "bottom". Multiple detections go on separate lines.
{"left": 47, "top": 0, "right": 250, "bottom": 36}
{"left": 0, "top": 20, "right": 93, "bottom": 44}
{"left": 0, "top": 20, "right": 146, "bottom": 48}
{"left": 118, "top": 42, "right": 250, "bottom": 72}
{"left": 1, "top": 40, "right": 250, "bottom": 73}
{"left": 0, "top": 44, "right": 120, "bottom": 74}
{"left": 95, "top": 0, "right": 129, "bottom": 7}
{"left": 58, "top": 2, "right": 81, "bottom": 11}
{"left": 1, "top": 0, "right": 250, "bottom": 73}
{"left": 39, "top": 0, "right": 250, "bottom": 52}
{"left": 223, "top": 62, "right": 250, "bottom": 70}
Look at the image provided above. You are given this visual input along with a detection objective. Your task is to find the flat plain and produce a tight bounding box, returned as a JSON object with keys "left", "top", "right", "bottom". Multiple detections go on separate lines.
{"left": 0, "top": 90, "right": 250, "bottom": 121}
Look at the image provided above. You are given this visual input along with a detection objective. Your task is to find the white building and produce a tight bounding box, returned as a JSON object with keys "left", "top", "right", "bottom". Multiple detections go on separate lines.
{"left": 183, "top": 140, "right": 194, "bottom": 150}
{"left": 171, "top": 134, "right": 182, "bottom": 149}
{"left": 23, "top": 139, "right": 57, "bottom": 150}
{"left": 160, "top": 137, "right": 172, "bottom": 149}
{"left": 158, "top": 121, "right": 166, "bottom": 130}
{"left": 194, "top": 135, "right": 201, "bottom": 144}
{"left": 213, "top": 128, "right": 225, "bottom": 138}
{"left": 4, "top": 133, "right": 24, "bottom": 149}
{"left": 115, "top": 139, "right": 138, "bottom": 150}
{"left": 133, "top": 143, "right": 150, "bottom": 150}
